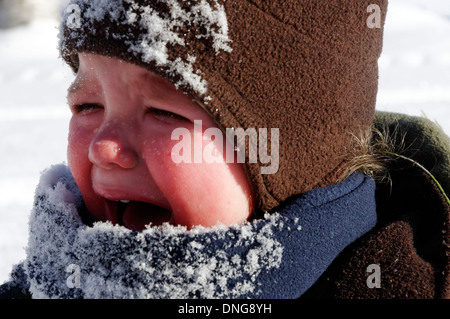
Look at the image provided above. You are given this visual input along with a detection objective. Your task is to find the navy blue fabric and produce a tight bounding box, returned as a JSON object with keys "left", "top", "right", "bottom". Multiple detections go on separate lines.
{"left": 3, "top": 167, "right": 377, "bottom": 299}
{"left": 243, "top": 172, "right": 377, "bottom": 298}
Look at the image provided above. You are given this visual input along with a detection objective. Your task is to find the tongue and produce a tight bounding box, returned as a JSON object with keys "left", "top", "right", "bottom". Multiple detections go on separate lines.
{"left": 122, "top": 201, "right": 171, "bottom": 231}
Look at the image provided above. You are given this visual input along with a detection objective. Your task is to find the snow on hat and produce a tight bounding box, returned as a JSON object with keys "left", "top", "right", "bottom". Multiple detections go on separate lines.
{"left": 59, "top": 0, "right": 388, "bottom": 213}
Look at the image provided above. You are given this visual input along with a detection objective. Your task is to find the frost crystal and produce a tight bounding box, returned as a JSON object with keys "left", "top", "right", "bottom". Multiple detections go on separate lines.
{"left": 60, "top": 0, "right": 233, "bottom": 95}
{"left": 25, "top": 164, "right": 285, "bottom": 299}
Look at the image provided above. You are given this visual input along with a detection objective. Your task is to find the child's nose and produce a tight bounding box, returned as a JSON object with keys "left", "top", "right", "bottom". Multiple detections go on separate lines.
{"left": 88, "top": 123, "right": 139, "bottom": 169}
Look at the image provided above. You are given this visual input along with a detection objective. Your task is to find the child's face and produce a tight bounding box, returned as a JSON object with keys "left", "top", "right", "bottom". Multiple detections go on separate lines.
{"left": 67, "top": 54, "right": 254, "bottom": 231}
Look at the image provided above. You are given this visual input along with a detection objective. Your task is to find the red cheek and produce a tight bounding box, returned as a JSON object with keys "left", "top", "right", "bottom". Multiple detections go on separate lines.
{"left": 68, "top": 122, "right": 91, "bottom": 177}
{"left": 142, "top": 137, "right": 189, "bottom": 214}
{"left": 68, "top": 119, "right": 106, "bottom": 221}
{"left": 142, "top": 134, "right": 253, "bottom": 228}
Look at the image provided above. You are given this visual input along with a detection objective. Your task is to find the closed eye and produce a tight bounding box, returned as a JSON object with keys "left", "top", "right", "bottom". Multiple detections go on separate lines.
{"left": 70, "top": 103, "right": 103, "bottom": 115}
{"left": 147, "top": 107, "right": 190, "bottom": 123}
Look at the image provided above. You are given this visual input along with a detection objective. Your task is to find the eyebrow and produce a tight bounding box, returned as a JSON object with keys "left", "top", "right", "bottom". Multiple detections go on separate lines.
{"left": 131, "top": 71, "right": 177, "bottom": 102}
{"left": 139, "top": 71, "right": 171, "bottom": 89}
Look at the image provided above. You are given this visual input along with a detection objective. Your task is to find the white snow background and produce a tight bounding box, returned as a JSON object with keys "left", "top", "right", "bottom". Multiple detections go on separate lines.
{"left": 1, "top": 0, "right": 449, "bottom": 284}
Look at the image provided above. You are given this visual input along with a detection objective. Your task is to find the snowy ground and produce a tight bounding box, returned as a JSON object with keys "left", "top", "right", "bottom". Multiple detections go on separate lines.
{"left": 1, "top": 0, "right": 449, "bottom": 284}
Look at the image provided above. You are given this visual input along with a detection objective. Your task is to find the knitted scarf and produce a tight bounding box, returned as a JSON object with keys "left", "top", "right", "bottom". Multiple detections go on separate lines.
{"left": 23, "top": 164, "right": 376, "bottom": 299}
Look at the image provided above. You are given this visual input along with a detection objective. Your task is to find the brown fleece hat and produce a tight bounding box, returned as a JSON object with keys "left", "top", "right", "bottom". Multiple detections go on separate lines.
{"left": 59, "top": 0, "right": 388, "bottom": 212}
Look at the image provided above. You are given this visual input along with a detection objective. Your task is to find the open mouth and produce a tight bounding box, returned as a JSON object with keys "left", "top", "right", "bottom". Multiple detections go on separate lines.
{"left": 104, "top": 199, "right": 172, "bottom": 231}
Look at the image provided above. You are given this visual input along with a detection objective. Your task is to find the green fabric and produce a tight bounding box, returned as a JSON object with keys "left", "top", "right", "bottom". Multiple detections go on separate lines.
{"left": 374, "top": 111, "right": 450, "bottom": 200}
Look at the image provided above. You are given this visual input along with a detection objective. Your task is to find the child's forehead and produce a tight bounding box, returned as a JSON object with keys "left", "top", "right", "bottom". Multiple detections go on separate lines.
{"left": 68, "top": 54, "right": 177, "bottom": 96}
{"left": 79, "top": 54, "right": 169, "bottom": 83}
{"left": 66, "top": 53, "right": 208, "bottom": 118}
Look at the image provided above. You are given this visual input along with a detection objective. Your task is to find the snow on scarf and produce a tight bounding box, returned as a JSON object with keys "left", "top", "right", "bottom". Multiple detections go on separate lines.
{"left": 24, "top": 164, "right": 377, "bottom": 299}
